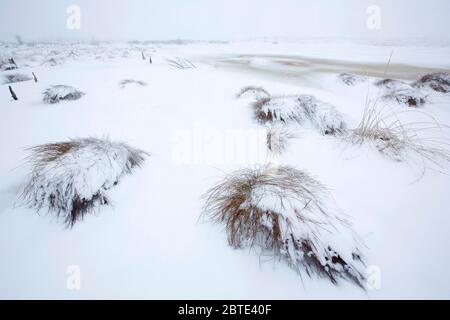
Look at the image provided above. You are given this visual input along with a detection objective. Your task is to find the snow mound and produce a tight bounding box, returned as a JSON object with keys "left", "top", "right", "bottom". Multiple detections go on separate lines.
{"left": 42, "top": 85, "right": 85, "bottom": 104}
{"left": 338, "top": 73, "right": 367, "bottom": 86}
{"left": 253, "top": 95, "right": 347, "bottom": 135}
{"left": 413, "top": 72, "right": 450, "bottom": 93}
{"left": 18, "top": 137, "right": 148, "bottom": 227}
{"left": 2, "top": 73, "right": 32, "bottom": 84}
{"left": 203, "top": 165, "right": 366, "bottom": 288}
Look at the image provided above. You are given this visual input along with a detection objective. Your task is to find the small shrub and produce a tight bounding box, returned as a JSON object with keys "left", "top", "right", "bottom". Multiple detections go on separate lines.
{"left": 17, "top": 137, "right": 148, "bottom": 227}
{"left": 202, "top": 165, "right": 366, "bottom": 288}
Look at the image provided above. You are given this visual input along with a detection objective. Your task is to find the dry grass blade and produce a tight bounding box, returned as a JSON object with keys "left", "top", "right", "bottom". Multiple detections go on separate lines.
{"left": 348, "top": 104, "right": 450, "bottom": 169}
{"left": 166, "top": 57, "right": 196, "bottom": 69}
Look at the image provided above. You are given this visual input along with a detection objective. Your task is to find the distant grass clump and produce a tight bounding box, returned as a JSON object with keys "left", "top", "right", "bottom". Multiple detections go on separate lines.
{"left": 375, "top": 78, "right": 427, "bottom": 107}
{"left": 202, "top": 165, "right": 366, "bottom": 288}
{"left": 253, "top": 95, "right": 347, "bottom": 136}
{"left": 17, "top": 137, "right": 148, "bottom": 228}
{"left": 348, "top": 105, "right": 450, "bottom": 166}
{"left": 382, "top": 88, "right": 427, "bottom": 107}
{"left": 2, "top": 73, "right": 32, "bottom": 84}
{"left": 413, "top": 72, "right": 450, "bottom": 93}
{"left": 42, "top": 85, "right": 85, "bottom": 104}
{"left": 119, "top": 79, "right": 147, "bottom": 89}
{"left": 0, "top": 57, "right": 18, "bottom": 71}
{"left": 338, "top": 73, "right": 367, "bottom": 86}
{"left": 236, "top": 86, "right": 271, "bottom": 101}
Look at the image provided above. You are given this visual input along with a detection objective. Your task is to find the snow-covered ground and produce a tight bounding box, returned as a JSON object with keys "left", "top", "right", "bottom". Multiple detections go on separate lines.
{"left": 0, "top": 40, "right": 450, "bottom": 299}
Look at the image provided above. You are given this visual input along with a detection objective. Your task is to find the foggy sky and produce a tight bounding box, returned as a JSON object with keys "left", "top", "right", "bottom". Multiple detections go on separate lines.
{"left": 1, "top": 0, "right": 449, "bottom": 42}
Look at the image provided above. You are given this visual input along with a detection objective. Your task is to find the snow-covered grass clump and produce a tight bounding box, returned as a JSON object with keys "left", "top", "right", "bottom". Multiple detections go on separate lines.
{"left": 2, "top": 72, "right": 32, "bottom": 84}
{"left": 236, "top": 86, "right": 271, "bottom": 101}
{"left": 0, "top": 57, "right": 18, "bottom": 71}
{"left": 382, "top": 88, "right": 427, "bottom": 107}
{"left": 253, "top": 95, "right": 347, "bottom": 135}
{"left": 119, "top": 79, "right": 147, "bottom": 89}
{"left": 413, "top": 72, "right": 450, "bottom": 93}
{"left": 17, "top": 138, "right": 148, "bottom": 227}
{"left": 203, "top": 165, "right": 366, "bottom": 288}
{"left": 338, "top": 73, "right": 367, "bottom": 86}
{"left": 375, "top": 79, "right": 427, "bottom": 107}
{"left": 42, "top": 85, "right": 85, "bottom": 104}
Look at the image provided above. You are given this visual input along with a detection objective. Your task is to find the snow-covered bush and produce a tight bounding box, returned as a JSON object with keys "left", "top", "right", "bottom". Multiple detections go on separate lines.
{"left": 2, "top": 73, "right": 32, "bottom": 84}
{"left": 42, "top": 85, "right": 85, "bottom": 104}
{"left": 202, "top": 165, "right": 366, "bottom": 288}
{"left": 253, "top": 95, "right": 347, "bottom": 135}
{"left": 413, "top": 72, "right": 450, "bottom": 93}
{"left": 18, "top": 137, "right": 148, "bottom": 227}
{"left": 236, "top": 86, "right": 270, "bottom": 101}
{"left": 348, "top": 105, "right": 450, "bottom": 164}
{"left": 338, "top": 73, "right": 367, "bottom": 86}
{"left": 119, "top": 79, "right": 147, "bottom": 89}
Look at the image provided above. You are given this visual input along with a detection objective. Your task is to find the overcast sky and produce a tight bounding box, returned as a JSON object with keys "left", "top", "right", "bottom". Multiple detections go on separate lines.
{"left": 1, "top": 0, "right": 449, "bottom": 42}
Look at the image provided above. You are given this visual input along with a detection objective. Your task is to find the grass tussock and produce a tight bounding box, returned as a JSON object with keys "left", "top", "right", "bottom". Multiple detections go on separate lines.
{"left": 119, "top": 79, "right": 147, "bottom": 89}
{"left": 413, "top": 72, "right": 450, "bottom": 93}
{"left": 338, "top": 73, "right": 367, "bottom": 86}
{"left": 2, "top": 73, "right": 32, "bottom": 84}
{"left": 253, "top": 95, "right": 347, "bottom": 136}
{"left": 42, "top": 85, "right": 85, "bottom": 104}
{"left": 202, "top": 165, "right": 366, "bottom": 288}
{"left": 17, "top": 137, "right": 148, "bottom": 228}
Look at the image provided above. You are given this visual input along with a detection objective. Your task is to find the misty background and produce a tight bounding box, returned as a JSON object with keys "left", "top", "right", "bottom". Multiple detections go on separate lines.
{"left": 0, "top": 0, "right": 449, "bottom": 42}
